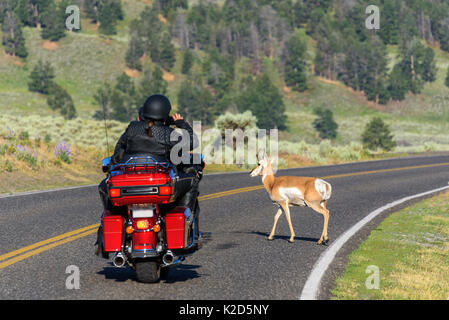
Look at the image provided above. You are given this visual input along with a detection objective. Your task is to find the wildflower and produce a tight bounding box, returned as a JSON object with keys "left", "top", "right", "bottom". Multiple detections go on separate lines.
{"left": 54, "top": 142, "right": 72, "bottom": 164}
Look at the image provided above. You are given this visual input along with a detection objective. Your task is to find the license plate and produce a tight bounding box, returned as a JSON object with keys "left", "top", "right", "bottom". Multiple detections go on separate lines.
{"left": 132, "top": 206, "right": 154, "bottom": 218}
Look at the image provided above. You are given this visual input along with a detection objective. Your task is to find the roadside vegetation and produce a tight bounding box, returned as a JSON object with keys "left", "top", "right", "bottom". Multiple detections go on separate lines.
{"left": 1, "top": 1, "right": 449, "bottom": 193}
{"left": 332, "top": 191, "right": 449, "bottom": 300}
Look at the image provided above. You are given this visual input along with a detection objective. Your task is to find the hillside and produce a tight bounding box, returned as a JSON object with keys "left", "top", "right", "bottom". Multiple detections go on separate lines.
{"left": 1, "top": 0, "right": 449, "bottom": 193}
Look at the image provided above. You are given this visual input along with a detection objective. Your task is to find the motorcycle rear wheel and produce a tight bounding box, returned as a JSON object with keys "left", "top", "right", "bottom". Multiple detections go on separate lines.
{"left": 135, "top": 260, "right": 161, "bottom": 283}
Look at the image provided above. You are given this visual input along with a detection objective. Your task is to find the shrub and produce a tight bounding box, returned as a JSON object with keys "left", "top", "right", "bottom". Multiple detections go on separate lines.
{"left": 44, "top": 134, "right": 52, "bottom": 144}
{"left": 19, "top": 131, "right": 29, "bottom": 141}
{"left": 214, "top": 111, "right": 258, "bottom": 135}
{"left": 0, "top": 144, "right": 8, "bottom": 156}
{"left": 313, "top": 107, "right": 338, "bottom": 139}
{"left": 361, "top": 117, "right": 396, "bottom": 151}
{"left": 47, "top": 84, "right": 77, "bottom": 120}
{"left": 2, "top": 160, "right": 14, "bottom": 172}
{"left": 14, "top": 144, "right": 38, "bottom": 168}
{"left": 28, "top": 60, "right": 55, "bottom": 95}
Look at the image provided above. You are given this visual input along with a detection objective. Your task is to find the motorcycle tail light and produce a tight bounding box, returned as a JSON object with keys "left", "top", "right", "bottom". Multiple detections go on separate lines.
{"left": 135, "top": 219, "right": 150, "bottom": 230}
{"left": 152, "top": 224, "right": 161, "bottom": 232}
{"left": 159, "top": 186, "right": 172, "bottom": 195}
{"left": 110, "top": 188, "right": 120, "bottom": 198}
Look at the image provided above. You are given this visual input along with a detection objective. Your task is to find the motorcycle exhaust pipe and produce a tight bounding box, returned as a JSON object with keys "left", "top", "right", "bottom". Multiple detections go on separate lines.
{"left": 162, "top": 250, "right": 179, "bottom": 266}
{"left": 113, "top": 252, "right": 126, "bottom": 268}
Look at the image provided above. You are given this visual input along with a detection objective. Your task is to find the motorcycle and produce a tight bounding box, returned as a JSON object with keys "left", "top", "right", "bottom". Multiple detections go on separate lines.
{"left": 98, "top": 155, "right": 203, "bottom": 283}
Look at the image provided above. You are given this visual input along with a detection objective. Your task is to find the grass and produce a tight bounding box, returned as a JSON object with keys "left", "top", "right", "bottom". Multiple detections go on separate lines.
{"left": 332, "top": 191, "right": 449, "bottom": 300}
{"left": 0, "top": 135, "right": 105, "bottom": 195}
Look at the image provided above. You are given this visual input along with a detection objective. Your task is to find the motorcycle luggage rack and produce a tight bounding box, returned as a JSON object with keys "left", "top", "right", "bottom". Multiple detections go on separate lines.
{"left": 112, "top": 156, "right": 173, "bottom": 173}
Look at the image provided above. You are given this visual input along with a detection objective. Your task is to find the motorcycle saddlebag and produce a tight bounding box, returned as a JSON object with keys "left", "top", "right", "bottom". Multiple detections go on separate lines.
{"left": 165, "top": 207, "right": 194, "bottom": 250}
{"left": 108, "top": 166, "right": 176, "bottom": 207}
{"left": 102, "top": 212, "right": 124, "bottom": 252}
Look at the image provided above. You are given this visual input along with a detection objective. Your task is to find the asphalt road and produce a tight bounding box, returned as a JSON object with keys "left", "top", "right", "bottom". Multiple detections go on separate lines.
{"left": 1, "top": 155, "right": 449, "bottom": 300}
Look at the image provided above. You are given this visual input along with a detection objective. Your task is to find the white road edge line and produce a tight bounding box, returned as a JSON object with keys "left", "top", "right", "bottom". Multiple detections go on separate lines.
{"left": 300, "top": 184, "right": 449, "bottom": 300}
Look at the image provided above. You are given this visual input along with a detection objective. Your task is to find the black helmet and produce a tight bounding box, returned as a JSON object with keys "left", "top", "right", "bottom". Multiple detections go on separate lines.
{"left": 139, "top": 94, "right": 171, "bottom": 121}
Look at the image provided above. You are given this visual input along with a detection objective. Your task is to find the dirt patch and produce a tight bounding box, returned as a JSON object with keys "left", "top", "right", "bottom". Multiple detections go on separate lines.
{"left": 163, "top": 70, "right": 175, "bottom": 82}
{"left": 3, "top": 52, "right": 25, "bottom": 67}
{"left": 158, "top": 14, "right": 168, "bottom": 24}
{"left": 125, "top": 68, "right": 140, "bottom": 78}
{"left": 42, "top": 40, "right": 59, "bottom": 51}
{"left": 139, "top": 54, "right": 149, "bottom": 66}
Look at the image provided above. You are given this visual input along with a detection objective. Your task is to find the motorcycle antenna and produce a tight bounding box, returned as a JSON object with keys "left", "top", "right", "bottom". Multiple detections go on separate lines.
{"left": 102, "top": 102, "right": 110, "bottom": 156}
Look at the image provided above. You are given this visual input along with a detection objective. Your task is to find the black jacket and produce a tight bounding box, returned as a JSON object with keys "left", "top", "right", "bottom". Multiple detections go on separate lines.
{"left": 111, "top": 119, "right": 198, "bottom": 165}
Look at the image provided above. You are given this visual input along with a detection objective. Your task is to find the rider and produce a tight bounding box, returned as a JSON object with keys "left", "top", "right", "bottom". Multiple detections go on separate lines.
{"left": 96, "top": 94, "right": 202, "bottom": 256}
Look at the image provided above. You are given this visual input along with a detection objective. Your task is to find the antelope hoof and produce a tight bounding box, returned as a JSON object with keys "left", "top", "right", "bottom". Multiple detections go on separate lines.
{"left": 267, "top": 236, "right": 274, "bottom": 241}
{"left": 289, "top": 238, "right": 295, "bottom": 243}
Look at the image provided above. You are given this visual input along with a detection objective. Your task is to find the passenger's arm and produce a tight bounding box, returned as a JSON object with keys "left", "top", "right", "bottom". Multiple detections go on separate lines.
{"left": 171, "top": 115, "right": 199, "bottom": 151}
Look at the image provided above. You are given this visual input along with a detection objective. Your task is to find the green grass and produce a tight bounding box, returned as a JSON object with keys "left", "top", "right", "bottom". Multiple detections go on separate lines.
{"left": 332, "top": 191, "right": 449, "bottom": 300}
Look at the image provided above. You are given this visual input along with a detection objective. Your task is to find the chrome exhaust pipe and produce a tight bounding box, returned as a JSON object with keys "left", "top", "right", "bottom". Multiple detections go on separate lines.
{"left": 113, "top": 252, "right": 126, "bottom": 268}
{"left": 162, "top": 250, "right": 180, "bottom": 266}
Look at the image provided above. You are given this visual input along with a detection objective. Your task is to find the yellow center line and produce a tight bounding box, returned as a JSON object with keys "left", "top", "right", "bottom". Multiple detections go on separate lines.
{"left": 1, "top": 161, "right": 449, "bottom": 269}
{"left": 0, "top": 229, "right": 98, "bottom": 269}
{"left": 0, "top": 224, "right": 99, "bottom": 263}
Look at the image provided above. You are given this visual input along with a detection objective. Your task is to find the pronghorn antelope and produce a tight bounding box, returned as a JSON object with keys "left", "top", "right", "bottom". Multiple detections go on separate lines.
{"left": 250, "top": 150, "right": 332, "bottom": 245}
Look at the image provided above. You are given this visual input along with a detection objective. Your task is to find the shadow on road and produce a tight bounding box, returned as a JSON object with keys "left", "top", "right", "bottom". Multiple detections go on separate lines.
{"left": 234, "top": 230, "right": 320, "bottom": 243}
{"left": 161, "top": 264, "right": 204, "bottom": 284}
{"left": 97, "top": 263, "right": 204, "bottom": 283}
{"left": 97, "top": 264, "right": 137, "bottom": 282}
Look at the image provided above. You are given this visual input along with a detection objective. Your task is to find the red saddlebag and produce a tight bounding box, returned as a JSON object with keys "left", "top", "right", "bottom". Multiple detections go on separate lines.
{"left": 165, "top": 207, "right": 194, "bottom": 249}
{"left": 108, "top": 165, "right": 176, "bottom": 206}
{"left": 102, "top": 212, "right": 124, "bottom": 252}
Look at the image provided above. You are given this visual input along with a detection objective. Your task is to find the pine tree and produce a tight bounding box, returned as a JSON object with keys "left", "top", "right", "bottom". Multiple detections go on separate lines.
{"left": 312, "top": 107, "right": 338, "bottom": 140}
{"left": 110, "top": 73, "right": 137, "bottom": 122}
{"left": 380, "top": 0, "right": 400, "bottom": 45}
{"left": 28, "top": 60, "right": 55, "bottom": 94}
{"left": 93, "top": 82, "right": 112, "bottom": 120}
{"left": 237, "top": 74, "right": 286, "bottom": 129}
{"left": 361, "top": 117, "right": 396, "bottom": 152}
{"left": 445, "top": 67, "right": 449, "bottom": 88}
{"left": 150, "top": 66, "right": 168, "bottom": 95}
{"left": 125, "top": 22, "right": 145, "bottom": 70}
{"left": 84, "top": 0, "right": 101, "bottom": 24}
{"left": 178, "top": 78, "right": 215, "bottom": 125}
{"left": 2, "top": 9, "right": 28, "bottom": 58}
{"left": 181, "top": 50, "right": 194, "bottom": 74}
{"left": 136, "top": 66, "right": 168, "bottom": 107}
{"left": 98, "top": 1, "right": 118, "bottom": 36}
{"left": 47, "top": 84, "right": 77, "bottom": 119}
{"left": 41, "top": 1, "right": 66, "bottom": 41}
{"left": 283, "top": 33, "right": 307, "bottom": 92}
{"left": 110, "top": 89, "right": 129, "bottom": 122}
{"left": 159, "top": 34, "right": 176, "bottom": 70}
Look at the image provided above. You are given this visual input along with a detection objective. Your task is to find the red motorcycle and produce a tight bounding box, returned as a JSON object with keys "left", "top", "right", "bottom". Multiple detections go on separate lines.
{"left": 99, "top": 156, "right": 201, "bottom": 283}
